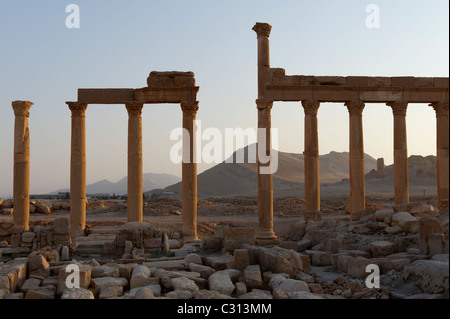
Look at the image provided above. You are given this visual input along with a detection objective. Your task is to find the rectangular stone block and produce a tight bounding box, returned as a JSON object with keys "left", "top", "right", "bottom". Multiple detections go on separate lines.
{"left": 416, "top": 77, "right": 434, "bottom": 88}
{"left": 57, "top": 265, "right": 92, "bottom": 295}
{"left": 428, "top": 233, "right": 444, "bottom": 256}
{"left": 337, "top": 255, "right": 354, "bottom": 273}
{"left": 234, "top": 249, "right": 250, "bottom": 271}
{"left": 144, "top": 238, "right": 162, "bottom": 249}
{"left": 433, "top": 78, "right": 450, "bottom": 88}
{"left": 311, "top": 251, "right": 332, "bottom": 266}
{"left": 204, "top": 254, "right": 235, "bottom": 271}
{"left": 103, "top": 242, "right": 116, "bottom": 256}
{"left": 347, "top": 257, "right": 370, "bottom": 278}
{"left": 367, "top": 77, "right": 391, "bottom": 87}
{"left": 298, "top": 254, "right": 311, "bottom": 273}
{"left": 10, "top": 234, "right": 22, "bottom": 248}
{"left": 391, "top": 77, "right": 417, "bottom": 87}
{"left": 345, "top": 76, "right": 370, "bottom": 87}
{"left": 134, "top": 87, "right": 199, "bottom": 104}
{"left": 316, "top": 76, "right": 346, "bottom": 86}
{"left": 288, "top": 75, "right": 315, "bottom": 86}
{"left": 174, "top": 76, "right": 196, "bottom": 87}
{"left": 78, "top": 89, "right": 136, "bottom": 104}
{"left": 223, "top": 228, "right": 255, "bottom": 251}
{"left": 331, "top": 253, "right": 350, "bottom": 270}
{"left": 323, "top": 238, "right": 341, "bottom": 254}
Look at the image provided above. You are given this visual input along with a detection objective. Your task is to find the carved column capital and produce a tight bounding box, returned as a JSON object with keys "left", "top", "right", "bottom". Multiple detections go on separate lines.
{"left": 253, "top": 23, "right": 272, "bottom": 38}
{"left": 67, "top": 102, "right": 88, "bottom": 117}
{"left": 387, "top": 102, "right": 408, "bottom": 116}
{"left": 126, "top": 102, "right": 144, "bottom": 117}
{"left": 256, "top": 99, "right": 273, "bottom": 112}
{"left": 345, "top": 100, "right": 365, "bottom": 116}
{"left": 302, "top": 100, "right": 320, "bottom": 116}
{"left": 430, "top": 101, "right": 449, "bottom": 116}
{"left": 12, "top": 101, "right": 34, "bottom": 117}
{"left": 181, "top": 101, "right": 199, "bottom": 115}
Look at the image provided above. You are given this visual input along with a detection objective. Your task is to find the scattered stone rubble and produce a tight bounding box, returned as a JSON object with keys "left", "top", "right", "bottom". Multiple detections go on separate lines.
{"left": 0, "top": 200, "right": 448, "bottom": 299}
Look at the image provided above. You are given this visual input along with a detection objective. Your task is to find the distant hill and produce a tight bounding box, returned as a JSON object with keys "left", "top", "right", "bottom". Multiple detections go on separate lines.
{"left": 57, "top": 173, "right": 181, "bottom": 195}
{"left": 159, "top": 145, "right": 378, "bottom": 198}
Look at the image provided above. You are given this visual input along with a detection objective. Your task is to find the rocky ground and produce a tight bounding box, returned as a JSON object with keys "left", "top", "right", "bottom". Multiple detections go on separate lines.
{"left": 0, "top": 196, "right": 448, "bottom": 300}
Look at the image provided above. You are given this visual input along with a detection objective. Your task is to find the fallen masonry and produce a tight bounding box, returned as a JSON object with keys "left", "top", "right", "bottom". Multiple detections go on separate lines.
{"left": 0, "top": 203, "right": 448, "bottom": 299}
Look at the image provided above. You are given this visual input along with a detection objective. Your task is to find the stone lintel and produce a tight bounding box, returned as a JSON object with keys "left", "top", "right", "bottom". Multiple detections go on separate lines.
{"left": 134, "top": 87, "right": 199, "bottom": 104}
{"left": 78, "top": 89, "right": 136, "bottom": 104}
{"left": 264, "top": 85, "right": 449, "bottom": 104}
{"left": 147, "top": 71, "right": 196, "bottom": 88}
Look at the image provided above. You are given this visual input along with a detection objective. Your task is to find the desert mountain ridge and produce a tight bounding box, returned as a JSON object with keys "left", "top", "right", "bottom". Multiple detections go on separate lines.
{"left": 56, "top": 173, "right": 181, "bottom": 196}
{"left": 154, "top": 146, "right": 437, "bottom": 199}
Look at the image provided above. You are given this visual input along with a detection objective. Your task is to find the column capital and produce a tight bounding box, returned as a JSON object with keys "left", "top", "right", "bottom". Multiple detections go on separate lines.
{"left": 430, "top": 101, "right": 449, "bottom": 116}
{"left": 126, "top": 102, "right": 144, "bottom": 117}
{"left": 387, "top": 101, "right": 408, "bottom": 116}
{"left": 302, "top": 100, "right": 320, "bottom": 116}
{"left": 256, "top": 99, "right": 273, "bottom": 111}
{"left": 253, "top": 23, "right": 272, "bottom": 38}
{"left": 12, "top": 101, "right": 33, "bottom": 117}
{"left": 181, "top": 101, "right": 199, "bottom": 115}
{"left": 345, "top": 100, "right": 365, "bottom": 116}
{"left": 67, "top": 102, "right": 88, "bottom": 117}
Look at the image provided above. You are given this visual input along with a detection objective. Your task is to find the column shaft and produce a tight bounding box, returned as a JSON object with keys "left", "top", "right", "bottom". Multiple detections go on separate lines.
{"left": 388, "top": 102, "right": 409, "bottom": 205}
{"left": 12, "top": 101, "right": 33, "bottom": 231}
{"left": 302, "top": 101, "right": 320, "bottom": 212}
{"left": 126, "top": 103, "right": 144, "bottom": 223}
{"left": 431, "top": 102, "right": 449, "bottom": 212}
{"left": 253, "top": 23, "right": 272, "bottom": 98}
{"left": 67, "top": 102, "right": 88, "bottom": 235}
{"left": 257, "top": 100, "right": 277, "bottom": 242}
{"left": 346, "top": 101, "right": 366, "bottom": 214}
{"left": 181, "top": 102, "right": 199, "bottom": 242}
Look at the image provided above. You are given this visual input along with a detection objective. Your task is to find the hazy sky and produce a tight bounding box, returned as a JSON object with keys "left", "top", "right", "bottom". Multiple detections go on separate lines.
{"left": 0, "top": 0, "right": 448, "bottom": 197}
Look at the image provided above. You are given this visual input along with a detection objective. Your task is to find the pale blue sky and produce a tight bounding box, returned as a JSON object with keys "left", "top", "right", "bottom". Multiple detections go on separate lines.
{"left": 0, "top": 0, "right": 448, "bottom": 196}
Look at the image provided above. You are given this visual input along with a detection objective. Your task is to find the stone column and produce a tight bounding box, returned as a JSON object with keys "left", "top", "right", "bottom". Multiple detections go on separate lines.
{"left": 302, "top": 100, "right": 321, "bottom": 212}
{"left": 126, "top": 102, "right": 144, "bottom": 223}
{"left": 12, "top": 101, "right": 34, "bottom": 231}
{"left": 256, "top": 99, "right": 278, "bottom": 244}
{"left": 430, "top": 101, "right": 449, "bottom": 212}
{"left": 345, "top": 100, "right": 366, "bottom": 214}
{"left": 388, "top": 102, "right": 409, "bottom": 205}
{"left": 252, "top": 23, "right": 272, "bottom": 98}
{"left": 67, "top": 102, "right": 88, "bottom": 236}
{"left": 181, "top": 101, "right": 199, "bottom": 242}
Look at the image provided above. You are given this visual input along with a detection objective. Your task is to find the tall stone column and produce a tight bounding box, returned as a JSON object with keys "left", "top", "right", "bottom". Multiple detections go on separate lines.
{"left": 256, "top": 99, "right": 278, "bottom": 243}
{"left": 67, "top": 102, "right": 88, "bottom": 236}
{"left": 252, "top": 23, "right": 272, "bottom": 98}
{"left": 181, "top": 101, "right": 199, "bottom": 242}
{"left": 345, "top": 100, "right": 366, "bottom": 214}
{"left": 388, "top": 102, "right": 409, "bottom": 205}
{"left": 126, "top": 103, "right": 144, "bottom": 223}
{"left": 302, "top": 100, "right": 321, "bottom": 212}
{"left": 430, "top": 101, "right": 449, "bottom": 212}
{"left": 12, "top": 101, "right": 34, "bottom": 231}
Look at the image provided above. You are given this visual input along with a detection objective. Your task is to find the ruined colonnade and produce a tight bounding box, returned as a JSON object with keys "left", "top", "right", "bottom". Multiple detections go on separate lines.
{"left": 253, "top": 22, "right": 449, "bottom": 242}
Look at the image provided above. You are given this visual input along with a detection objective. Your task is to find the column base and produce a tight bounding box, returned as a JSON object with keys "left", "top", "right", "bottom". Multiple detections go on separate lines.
{"left": 183, "top": 235, "right": 200, "bottom": 243}
{"left": 70, "top": 229, "right": 86, "bottom": 238}
{"left": 256, "top": 228, "right": 280, "bottom": 245}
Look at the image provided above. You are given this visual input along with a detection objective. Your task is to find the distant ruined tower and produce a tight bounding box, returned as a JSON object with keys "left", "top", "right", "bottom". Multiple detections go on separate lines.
{"left": 377, "top": 158, "right": 385, "bottom": 178}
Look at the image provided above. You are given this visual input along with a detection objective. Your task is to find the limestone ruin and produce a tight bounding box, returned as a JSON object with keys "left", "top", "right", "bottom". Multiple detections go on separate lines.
{"left": 0, "top": 23, "right": 449, "bottom": 300}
